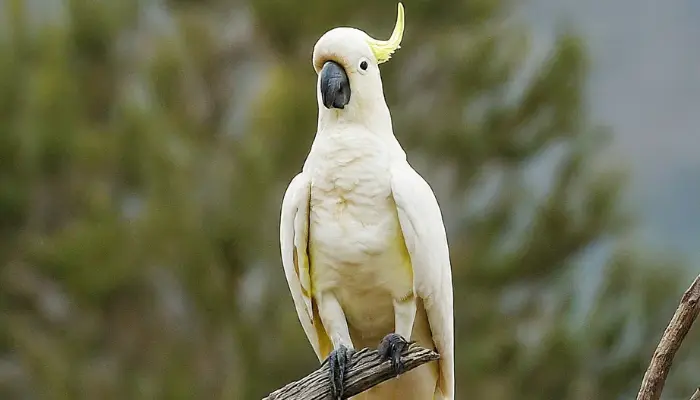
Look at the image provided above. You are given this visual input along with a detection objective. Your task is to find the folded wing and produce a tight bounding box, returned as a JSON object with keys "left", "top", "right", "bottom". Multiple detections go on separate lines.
{"left": 280, "top": 173, "right": 332, "bottom": 361}
{"left": 391, "top": 164, "right": 455, "bottom": 399}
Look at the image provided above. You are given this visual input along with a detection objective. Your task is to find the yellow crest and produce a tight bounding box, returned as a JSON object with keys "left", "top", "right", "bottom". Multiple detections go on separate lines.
{"left": 366, "top": 3, "right": 405, "bottom": 64}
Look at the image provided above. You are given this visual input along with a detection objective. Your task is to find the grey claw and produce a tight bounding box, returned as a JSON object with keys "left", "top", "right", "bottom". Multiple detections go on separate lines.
{"left": 327, "top": 345, "right": 352, "bottom": 399}
{"left": 378, "top": 333, "right": 409, "bottom": 376}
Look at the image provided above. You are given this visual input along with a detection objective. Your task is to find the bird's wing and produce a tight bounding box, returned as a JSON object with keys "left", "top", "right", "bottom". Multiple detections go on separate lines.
{"left": 280, "top": 172, "right": 332, "bottom": 362}
{"left": 391, "top": 164, "right": 455, "bottom": 399}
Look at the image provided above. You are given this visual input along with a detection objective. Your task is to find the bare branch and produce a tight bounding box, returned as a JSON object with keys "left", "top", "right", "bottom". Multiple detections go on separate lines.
{"left": 636, "top": 274, "right": 700, "bottom": 400}
{"left": 689, "top": 388, "right": 700, "bottom": 400}
{"left": 262, "top": 344, "right": 439, "bottom": 400}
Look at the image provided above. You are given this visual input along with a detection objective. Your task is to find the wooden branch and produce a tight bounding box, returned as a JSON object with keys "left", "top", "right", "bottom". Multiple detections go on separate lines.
{"left": 636, "top": 274, "right": 700, "bottom": 400}
{"left": 689, "top": 388, "right": 700, "bottom": 400}
{"left": 262, "top": 344, "right": 440, "bottom": 400}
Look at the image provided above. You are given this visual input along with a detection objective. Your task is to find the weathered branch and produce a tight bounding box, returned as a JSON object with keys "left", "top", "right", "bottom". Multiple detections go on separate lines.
{"left": 263, "top": 344, "right": 439, "bottom": 400}
{"left": 636, "top": 274, "right": 700, "bottom": 400}
{"left": 689, "top": 387, "right": 700, "bottom": 400}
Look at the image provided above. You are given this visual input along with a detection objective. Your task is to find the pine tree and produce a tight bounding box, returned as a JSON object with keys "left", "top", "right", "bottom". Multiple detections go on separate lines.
{"left": 0, "top": 0, "right": 257, "bottom": 397}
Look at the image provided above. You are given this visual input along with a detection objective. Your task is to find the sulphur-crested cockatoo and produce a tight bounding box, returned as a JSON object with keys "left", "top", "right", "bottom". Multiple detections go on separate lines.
{"left": 279, "top": 3, "right": 454, "bottom": 399}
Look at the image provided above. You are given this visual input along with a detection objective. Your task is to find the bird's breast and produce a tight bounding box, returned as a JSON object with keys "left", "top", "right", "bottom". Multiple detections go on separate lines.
{"left": 305, "top": 131, "right": 413, "bottom": 335}
{"left": 307, "top": 132, "right": 397, "bottom": 265}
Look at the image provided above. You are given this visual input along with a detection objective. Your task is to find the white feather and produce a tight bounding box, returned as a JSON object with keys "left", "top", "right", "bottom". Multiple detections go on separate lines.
{"left": 391, "top": 163, "right": 455, "bottom": 399}
{"left": 280, "top": 172, "right": 324, "bottom": 360}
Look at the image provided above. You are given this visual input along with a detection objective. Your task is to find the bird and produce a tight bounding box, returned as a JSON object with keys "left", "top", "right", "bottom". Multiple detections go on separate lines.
{"left": 279, "top": 3, "right": 454, "bottom": 399}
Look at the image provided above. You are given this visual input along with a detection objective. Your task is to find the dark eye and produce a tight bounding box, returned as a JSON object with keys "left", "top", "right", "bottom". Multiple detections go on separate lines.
{"left": 360, "top": 60, "right": 368, "bottom": 70}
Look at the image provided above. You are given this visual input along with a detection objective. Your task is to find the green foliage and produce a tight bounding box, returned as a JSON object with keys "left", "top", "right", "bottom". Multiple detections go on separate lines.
{"left": 0, "top": 0, "right": 697, "bottom": 399}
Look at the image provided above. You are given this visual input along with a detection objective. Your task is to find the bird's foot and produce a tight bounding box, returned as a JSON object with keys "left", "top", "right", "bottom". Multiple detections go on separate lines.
{"left": 378, "top": 333, "right": 411, "bottom": 376}
{"left": 325, "top": 345, "right": 354, "bottom": 399}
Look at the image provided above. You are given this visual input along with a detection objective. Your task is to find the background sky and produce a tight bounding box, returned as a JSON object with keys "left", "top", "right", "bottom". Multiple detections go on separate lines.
{"left": 522, "top": 0, "right": 700, "bottom": 264}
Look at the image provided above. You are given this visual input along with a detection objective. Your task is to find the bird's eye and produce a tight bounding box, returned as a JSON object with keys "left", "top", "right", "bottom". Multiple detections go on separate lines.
{"left": 359, "top": 60, "right": 368, "bottom": 71}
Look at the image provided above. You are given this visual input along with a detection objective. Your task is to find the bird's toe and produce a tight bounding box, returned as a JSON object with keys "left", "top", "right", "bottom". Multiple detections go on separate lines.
{"left": 378, "top": 333, "right": 410, "bottom": 376}
{"left": 327, "top": 345, "right": 352, "bottom": 399}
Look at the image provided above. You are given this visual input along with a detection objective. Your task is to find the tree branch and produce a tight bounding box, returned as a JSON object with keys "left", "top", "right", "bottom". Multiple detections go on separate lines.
{"left": 689, "top": 387, "right": 700, "bottom": 400}
{"left": 262, "top": 344, "right": 440, "bottom": 400}
{"left": 636, "top": 274, "right": 700, "bottom": 400}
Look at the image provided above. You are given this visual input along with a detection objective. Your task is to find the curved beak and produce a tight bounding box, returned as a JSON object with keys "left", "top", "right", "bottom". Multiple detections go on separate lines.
{"left": 319, "top": 61, "right": 351, "bottom": 109}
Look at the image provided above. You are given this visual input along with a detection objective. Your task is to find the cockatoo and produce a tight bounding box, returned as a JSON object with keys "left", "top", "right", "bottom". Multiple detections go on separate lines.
{"left": 279, "top": 3, "right": 454, "bottom": 399}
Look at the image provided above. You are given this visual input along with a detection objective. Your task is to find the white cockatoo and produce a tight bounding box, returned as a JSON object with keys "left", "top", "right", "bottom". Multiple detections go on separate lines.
{"left": 279, "top": 3, "right": 454, "bottom": 399}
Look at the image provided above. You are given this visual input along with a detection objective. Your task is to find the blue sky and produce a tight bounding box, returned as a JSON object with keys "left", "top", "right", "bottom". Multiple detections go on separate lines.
{"left": 521, "top": 0, "right": 700, "bottom": 263}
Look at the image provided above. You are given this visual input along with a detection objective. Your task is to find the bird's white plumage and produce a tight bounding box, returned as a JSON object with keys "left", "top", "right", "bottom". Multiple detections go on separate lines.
{"left": 281, "top": 141, "right": 455, "bottom": 398}
{"left": 280, "top": 172, "right": 329, "bottom": 360}
{"left": 279, "top": 5, "right": 455, "bottom": 399}
{"left": 390, "top": 163, "right": 455, "bottom": 399}
{"left": 280, "top": 156, "right": 455, "bottom": 399}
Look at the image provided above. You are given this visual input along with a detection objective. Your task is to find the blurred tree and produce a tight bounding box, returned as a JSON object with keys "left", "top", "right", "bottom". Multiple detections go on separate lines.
{"left": 0, "top": 0, "right": 697, "bottom": 399}
{"left": 0, "top": 0, "right": 258, "bottom": 398}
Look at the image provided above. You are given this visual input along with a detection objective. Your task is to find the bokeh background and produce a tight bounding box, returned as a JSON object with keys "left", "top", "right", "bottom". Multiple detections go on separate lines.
{"left": 0, "top": 0, "right": 698, "bottom": 399}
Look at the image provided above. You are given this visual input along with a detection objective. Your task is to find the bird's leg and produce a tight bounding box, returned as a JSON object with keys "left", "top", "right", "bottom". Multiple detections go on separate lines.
{"left": 317, "top": 291, "right": 355, "bottom": 400}
{"left": 379, "top": 295, "right": 417, "bottom": 376}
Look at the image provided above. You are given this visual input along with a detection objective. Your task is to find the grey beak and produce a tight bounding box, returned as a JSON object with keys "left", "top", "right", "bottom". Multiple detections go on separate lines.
{"left": 320, "top": 61, "right": 351, "bottom": 109}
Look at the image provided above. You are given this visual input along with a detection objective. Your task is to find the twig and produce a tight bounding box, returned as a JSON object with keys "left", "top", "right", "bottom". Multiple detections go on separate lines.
{"left": 636, "top": 274, "right": 700, "bottom": 400}
{"left": 689, "top": 387, "right": 700, "bottom": 400}
{"left": 262, "top": 344, "right": 440, "bottom": 399}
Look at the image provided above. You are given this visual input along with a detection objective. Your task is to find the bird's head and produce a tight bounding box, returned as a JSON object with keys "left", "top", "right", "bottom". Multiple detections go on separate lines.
{"left": 312, "top": 3, "right": 404, "bottom": 123}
